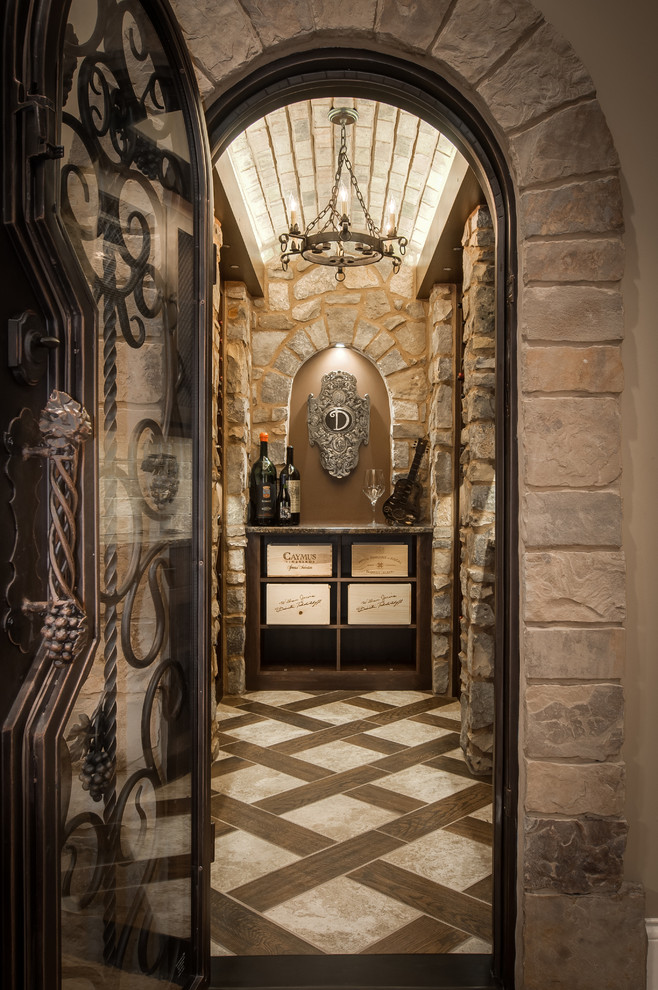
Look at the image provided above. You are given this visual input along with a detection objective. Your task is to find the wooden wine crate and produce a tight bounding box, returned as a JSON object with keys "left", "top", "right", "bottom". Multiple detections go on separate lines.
{"left": 266, "top": 583, "right": 331, "bottom": 624}
{"left": 351, "top": 543, "right": 408, "bottom": 577}
{"left": 347, "top": 583, "right": 411, "bottom": 625}
{"left": 266, "top": 544, "right": 333, "bottom": 577}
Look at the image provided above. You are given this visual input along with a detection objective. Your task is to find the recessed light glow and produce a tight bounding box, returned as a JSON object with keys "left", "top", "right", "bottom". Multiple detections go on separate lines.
{"left": 334, "top": 343, "right": 347, "bottom": 348}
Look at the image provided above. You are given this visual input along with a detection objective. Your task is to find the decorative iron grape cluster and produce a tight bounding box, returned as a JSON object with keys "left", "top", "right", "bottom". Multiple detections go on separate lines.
{"left": 42, "top": 599, "right": 85, "bottom": 665}
{"left": 79, "top": 746, "right": 114, "bottom": 803}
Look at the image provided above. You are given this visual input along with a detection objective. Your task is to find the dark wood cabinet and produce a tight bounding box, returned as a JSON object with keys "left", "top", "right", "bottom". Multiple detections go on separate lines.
{"left": 246, "top": 527, "right": 431, "bottom": 690}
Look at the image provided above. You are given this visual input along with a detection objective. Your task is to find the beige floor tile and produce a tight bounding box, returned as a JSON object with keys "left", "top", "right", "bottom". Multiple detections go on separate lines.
{"left": 218, "top": 763, "right": 302, "bottom": 804}
{"left": 300, "top": 701, "right": 369, "bottom": 724}
{"left": 364, "top": 691, "right": 433, "bottom": 706}
{"left": 470, "top": 803, "right": 493, "bottom": 823}
{"left": 292, "top": 739, "right": 379, "bottom": 771}
{"left": 365, "top": 718, "right": 452, "bottom": 746}
{"left": 217, "top": 702, "right": 252, "bottom": 718}
{"left": 264, "top": 876, "right": 420, "bottom": 954}
{"left": 210, "top": 939, "right": 235, "bottom": 956}
{"left": 450, "top": 935, "right": 492, "bottom": 953}
{"left": 435, "top": 701, "right": 461, "bottom": 720}
{"left": 222, "top": 719, "right": 311, "bottom": 746}
{"left": 280, "top": 793, "right": 397, "bottom": 840}
{"left": 375, "top": 764, "right": 473, "bottom": 803}
{"left": 243, "top": 691, "right": 316, "bottom": 706}
{"left": 212, "top": 829, "right": 300, "bottom": 891}
{"left": 382, "top": 829, "right": 492, "bottom": 891}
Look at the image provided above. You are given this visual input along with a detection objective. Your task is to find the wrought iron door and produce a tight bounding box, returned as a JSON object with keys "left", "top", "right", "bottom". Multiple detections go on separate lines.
{"left": 1, "top": 0, "right": 212, "bottom": 987}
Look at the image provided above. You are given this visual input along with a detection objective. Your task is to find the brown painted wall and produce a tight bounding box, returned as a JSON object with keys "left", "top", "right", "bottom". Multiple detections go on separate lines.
{"left": 289, "top": 347, "right": 392, "bottom": 525}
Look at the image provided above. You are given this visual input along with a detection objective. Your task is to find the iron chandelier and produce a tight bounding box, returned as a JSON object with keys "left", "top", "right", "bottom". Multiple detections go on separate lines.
{"left": 279, "top": 107, "right": 407, "bottom": 282}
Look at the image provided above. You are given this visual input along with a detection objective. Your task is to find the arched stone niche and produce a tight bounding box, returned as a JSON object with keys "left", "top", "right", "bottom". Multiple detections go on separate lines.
{"left": 186, "top": 0, "right": 645, "bottom": 985}
{"left": 288, "top": 346, "right": 393, "bottom": 527}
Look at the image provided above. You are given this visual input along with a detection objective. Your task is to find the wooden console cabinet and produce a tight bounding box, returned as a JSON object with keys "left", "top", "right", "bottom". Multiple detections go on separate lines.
{"left": 246, "top": 527, "right": 431, "bottom": 690}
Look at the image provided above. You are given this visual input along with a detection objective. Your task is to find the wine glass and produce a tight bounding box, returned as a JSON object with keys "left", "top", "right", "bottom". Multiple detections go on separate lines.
{"left": 363, "top": 469, "right": 385, "bottom": 526}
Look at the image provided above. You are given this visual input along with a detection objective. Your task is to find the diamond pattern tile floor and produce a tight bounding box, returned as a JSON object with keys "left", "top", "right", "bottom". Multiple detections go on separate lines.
{"left": 210, "top": 690, "right": 493, "bottom": 956}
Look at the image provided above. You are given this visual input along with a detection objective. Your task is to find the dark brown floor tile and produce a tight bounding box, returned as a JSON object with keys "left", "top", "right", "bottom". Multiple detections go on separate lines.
{"left": 211, "top": 756, "right": 254, "bottom": 778}
{"left": 377, "top": 782, "right": 493, "bottom": 842}
{"left": 341, "top": 696, "right": 395, "bottom": 713}
{"left": 220, "top": 739, "right": 334, "bottom": 782}
{"left": 215, "top": 730, "right": 250, "bottom": 750}
{"left": 254, "top": 764, "right": 387, "bottom": 815}
{"left": 239, "top": 701, "right": 334, "bottom": 731}
{"left": 346, "top": 732, "right": 408, "bottom": 755}
{"left": 423, "top": 754, "right": 492, "bottom": 782}
{"left": 347, "top": 783, "right": 426, "bottom": 816}
{"left": 464, "top": 874, "right": 493, "bottom": 904}
{"left": 369, "top": 733, "right": 461, "bottom": 772}
{"left": 229, "top": 829, "right": 404, "bottom": 913}
{"left": 218, "top": 713, "right": 264, "bottom": 732}
{"left": 445, "top": 815, "right": 493, "bottom": 847}
{"left": 360, "top": 914, "right": 469, "bottom": 954}
{"left": 349, "top": 860, "right": 492, "bottom": 941}
{"left": 210, "top": 889, "right": 323, "bottom": 955}
{"left": 270, "top": 719, "right": 377, "bottom": 754}
{"left": 220, "top": 695, "right": 250, "bottom": 707}
{"left": 363, "top": 697, "right": 447, "bottom": 725}
{"left": 282, "top": 691, "right": 365, "bottom": 712}
{"left": 212, "top": 819, "right": 237, "bottom": 838}
{"left": 211, "top": 793, "right": 334, "bottom": 856}
{"left": 411, "top": 712, "right": 464, "bottom": 732}
{"left": 155, "top": 796, "right": 190, "bottom": 817}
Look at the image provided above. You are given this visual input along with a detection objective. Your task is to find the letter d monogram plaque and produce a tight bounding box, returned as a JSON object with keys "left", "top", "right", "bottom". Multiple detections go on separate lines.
{"left": 307, "top": 371, "right": 370, "bottom": 478}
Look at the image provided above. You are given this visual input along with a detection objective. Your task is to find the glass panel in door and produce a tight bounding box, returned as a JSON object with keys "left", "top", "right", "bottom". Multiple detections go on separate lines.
{"left": 58, "top": 0, "right": 208, "bottom": 985}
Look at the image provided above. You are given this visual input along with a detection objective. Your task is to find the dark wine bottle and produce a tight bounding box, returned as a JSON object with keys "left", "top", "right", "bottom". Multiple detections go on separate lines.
{"left": 249, "top": 432, "right": 277, "bottom": 525}
{"left": 277, "top": 445, "right": 300, "bottom": 526}
{"left": 276, "top": 471, "right": 292, "bottom": 525}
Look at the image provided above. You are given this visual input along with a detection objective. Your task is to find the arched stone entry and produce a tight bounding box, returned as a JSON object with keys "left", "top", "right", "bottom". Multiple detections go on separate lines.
{"left": 172, "top": 0, "right": 645, "bottom": 985}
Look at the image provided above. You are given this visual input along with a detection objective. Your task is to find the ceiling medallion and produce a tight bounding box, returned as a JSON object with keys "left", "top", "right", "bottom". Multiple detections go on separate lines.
{"left": 280, "top": 107, "right": 407, "bottom": 282}
{"left": 308, "top": 371, "right": 370, "bottom": 478}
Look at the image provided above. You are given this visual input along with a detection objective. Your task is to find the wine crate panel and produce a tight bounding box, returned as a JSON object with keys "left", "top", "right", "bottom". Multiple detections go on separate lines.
{"left": 267, "top": 544, "right": 333, "bottom": 577}
{"left": 347, "top": 583, "right": 412, "bottom": 625}
{"left": 351, "top": 544, "right": 408, "bottom": 577}
{"left": 266, "top": 583, "right": 331, "bottom": 625}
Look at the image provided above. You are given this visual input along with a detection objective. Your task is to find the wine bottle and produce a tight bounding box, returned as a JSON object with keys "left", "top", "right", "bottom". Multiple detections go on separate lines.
{"left": 249, "top": 432, "right": 277, "bottom": 525}
{"left": 278, "top": 445, "right": 301, "bottom": 526}
{"left": 276, "top": 471, "right": 292, "bottom": 524}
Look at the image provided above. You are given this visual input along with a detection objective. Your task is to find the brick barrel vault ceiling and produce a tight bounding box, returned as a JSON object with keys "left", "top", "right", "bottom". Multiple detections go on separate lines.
{"left": 219, "top": 97, "right": 461, "bottom": 265}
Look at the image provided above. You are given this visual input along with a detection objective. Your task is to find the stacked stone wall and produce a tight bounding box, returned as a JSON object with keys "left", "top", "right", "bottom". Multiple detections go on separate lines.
{"left": 428, "top": 284, "right": 457, "bottom": 695}
{"left": 458, "top": 206, "right": 495, "bottom": 774}
{"left": 223, "top": 257, "right": 465, "bottom": 697}
{"left": 222, "top": 282, "right": 253, "bottom": 695}
{"left": 250, "top": 257, "right": 430, "bottom": 484}
{"left": 210, "top": 218, "right": 223, "bottom": 750}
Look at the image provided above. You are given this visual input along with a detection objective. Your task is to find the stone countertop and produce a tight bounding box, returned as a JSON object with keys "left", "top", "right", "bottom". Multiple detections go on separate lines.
{"left": 246, "top": 525, "right": 433, "bottom": 535}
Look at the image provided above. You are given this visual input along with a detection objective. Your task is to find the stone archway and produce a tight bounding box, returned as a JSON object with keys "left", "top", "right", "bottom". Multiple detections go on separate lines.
{"left": 171, "top": 1, "right": 645, "bottom": 985}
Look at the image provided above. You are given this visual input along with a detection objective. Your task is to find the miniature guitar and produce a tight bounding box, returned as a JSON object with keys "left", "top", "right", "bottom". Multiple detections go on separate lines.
{"left": 382, "top": 437, "right": 428, "bottom": 526}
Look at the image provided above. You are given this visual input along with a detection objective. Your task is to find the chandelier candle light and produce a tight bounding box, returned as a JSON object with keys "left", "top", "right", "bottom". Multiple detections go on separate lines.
{"left": 280, "top": 107, "right": 407, "bottom": 282}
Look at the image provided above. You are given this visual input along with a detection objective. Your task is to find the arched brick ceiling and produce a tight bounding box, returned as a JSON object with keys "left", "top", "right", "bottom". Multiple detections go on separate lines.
{"left": 218, "top": 97, "right": 462, "bottom": 265}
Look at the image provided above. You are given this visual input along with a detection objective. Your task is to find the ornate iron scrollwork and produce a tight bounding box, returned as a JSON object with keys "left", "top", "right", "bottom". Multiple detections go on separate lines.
{"left": 307, "top": 370, "right": 370, "bottom": 478}
{"left": 57, "top": 0, "right": 198, "bottom": 979}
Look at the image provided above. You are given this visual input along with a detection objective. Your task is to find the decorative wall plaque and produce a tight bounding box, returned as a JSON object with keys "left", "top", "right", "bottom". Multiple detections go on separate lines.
{"left": 307, "top": 371, "right": 369, "bottom": 478}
